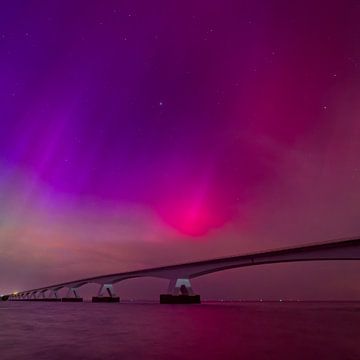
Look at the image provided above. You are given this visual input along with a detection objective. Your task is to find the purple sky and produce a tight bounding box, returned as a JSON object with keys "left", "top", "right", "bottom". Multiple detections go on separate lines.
{"left": 1, "top": 1, "right": 360, "bottom": 299}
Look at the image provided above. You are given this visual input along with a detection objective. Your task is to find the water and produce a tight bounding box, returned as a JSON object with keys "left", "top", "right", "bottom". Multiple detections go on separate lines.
{"left": 0, "top": 301, "right": 359, "bottom": 360}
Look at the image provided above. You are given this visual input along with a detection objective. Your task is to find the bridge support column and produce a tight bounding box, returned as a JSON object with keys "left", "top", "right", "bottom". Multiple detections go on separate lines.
{"left": 48, "top": 289, "right": 61, "bottom": 301}
{"left": 30, "top": 291, "right": 38, "bottom": 301}
{"left": 160, "top": 278, "right": 201, "bottom": 304}
{"left": 61, "top": 287, "right": 83, "bottom": 302}
{"left": 92, "top": 284, "right": 120, "bottom": 303}
{"left": 34, "top": 291, "right": 41, "bottom": 300}
{"left": 37, "top": 289, "right": 47, "bottom": 301}
{"left": 37, "top": 289, "right": 61, "bottom": 302}
{"left": 29, "top": 290, "right": 45, "bottom": 301}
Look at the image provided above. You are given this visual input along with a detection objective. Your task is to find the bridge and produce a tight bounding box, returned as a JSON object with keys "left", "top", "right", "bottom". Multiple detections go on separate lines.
{"left": 4, "top": 237, "right": 360, "bottom": 303}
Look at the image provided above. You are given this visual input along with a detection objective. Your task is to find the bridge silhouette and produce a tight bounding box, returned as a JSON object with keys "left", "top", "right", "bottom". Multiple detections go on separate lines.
{"left": 4, "top": 237, "right": 360, "bottom": 303}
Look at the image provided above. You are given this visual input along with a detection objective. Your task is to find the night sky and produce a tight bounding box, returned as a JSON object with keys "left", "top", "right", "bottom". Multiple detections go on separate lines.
{"left": 1, "top": 1, "right": 360, "bottom": 299}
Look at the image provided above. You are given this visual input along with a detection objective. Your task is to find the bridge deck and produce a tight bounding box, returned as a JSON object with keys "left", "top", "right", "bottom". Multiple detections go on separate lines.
{"left": 8, "top": 237, "right": 360, "bottom": 298}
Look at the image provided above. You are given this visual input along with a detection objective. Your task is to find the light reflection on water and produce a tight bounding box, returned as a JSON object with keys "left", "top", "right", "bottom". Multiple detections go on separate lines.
{"left": 0, "top": 302, "right": 359, "bottom": 360}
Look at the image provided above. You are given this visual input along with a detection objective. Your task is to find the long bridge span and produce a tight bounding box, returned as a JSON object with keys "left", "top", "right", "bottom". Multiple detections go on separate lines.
{"left": 5, "top": 237, "right": 360, "bottom": 303}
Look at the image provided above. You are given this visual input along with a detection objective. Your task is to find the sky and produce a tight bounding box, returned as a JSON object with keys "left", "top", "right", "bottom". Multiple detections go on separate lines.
{"left": 1, "top": 0, "right": 360, "bottom": 299}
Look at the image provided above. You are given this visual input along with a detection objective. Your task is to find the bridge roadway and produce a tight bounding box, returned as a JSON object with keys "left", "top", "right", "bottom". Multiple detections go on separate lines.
{"left": 5, "top": 237, "right": 360, "bottom": 303}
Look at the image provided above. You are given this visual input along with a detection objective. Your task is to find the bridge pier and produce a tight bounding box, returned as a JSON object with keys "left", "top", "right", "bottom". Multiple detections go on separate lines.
{"left": 17, "top": 293, "right": 25, "bottom": 301}
{"left": 30, "top": 291, "right": 38, "bottom": 300}
{"left": 29, "top": 290, "right": 49, "bottom": 301}
{"left": 12, "top": 293, "right": 27, "bottom": 301}
{"left": 92, "top": 284, "right": 120, "bottom": 303}
{"left": 50, "top": 289, "right": 60, "bottom": 299}
{"left": 160, "top": 278, "right": 201, "bottom": 304}
{"left": 38, "top": 289, "right": 48, "bottom": 301}
{"left": 61, "top": 287, "right": 83, "bottom": 302}
{"left": 37, "top": 289, "right": 62, "bottom": 302}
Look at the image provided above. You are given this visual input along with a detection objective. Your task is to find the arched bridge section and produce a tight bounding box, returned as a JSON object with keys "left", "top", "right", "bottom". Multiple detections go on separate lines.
{"left": 5, "top": 237, "right": 360, "bottom": 303}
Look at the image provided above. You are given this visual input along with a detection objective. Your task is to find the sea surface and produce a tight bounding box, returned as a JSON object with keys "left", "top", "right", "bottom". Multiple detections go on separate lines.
{"left": 0, "top": 301, "right": 359, "bottom": 360}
